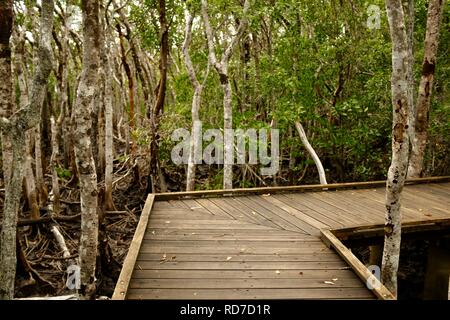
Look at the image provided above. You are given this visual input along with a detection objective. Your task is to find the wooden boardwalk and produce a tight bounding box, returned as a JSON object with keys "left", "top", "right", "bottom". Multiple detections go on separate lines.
{"left": 113, "top": 178, "right": 450, "bottom": 300}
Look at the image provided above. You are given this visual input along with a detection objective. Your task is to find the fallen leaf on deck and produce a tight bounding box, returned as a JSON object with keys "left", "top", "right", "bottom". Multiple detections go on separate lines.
{"left": 226, "top": 256, "right": 232, "bottom": 261}
{"left": 332, "top": 278, "right": 338, "bottom": 282}
{"left": 262, "top": 194, "right": 271, "bottom": 197}
{"left": 275, "top": 270, "right": 280, "bottom": 275}
{"left": 190, "top": 206, "right": 202, "bottom": 210}
{"left": 324, "top": 281, "right": 335, "bottom": 285}
{"left": 252, "top": 211, "right": 257, "bottom": 215}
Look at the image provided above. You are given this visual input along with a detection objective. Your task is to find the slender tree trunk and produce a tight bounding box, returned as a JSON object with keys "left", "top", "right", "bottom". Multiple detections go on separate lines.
{"left": 147, "top": 0, "right": 169, "bottom": 193}
{"left": 34, "top": 125, "right": 48, "bottom": 205}
{"left": 0, "top": 2, "right": 13, "bottom": 189}
{"left": 201, "top": 0, "right": 250, "bottom": 190}
{"left": 295, "top": 121, "right": 327, "bottom": 185}
{"left": 24, "top": 133, "right": 40, "bottom": 219}
{"left": 382, "top": 0, "right": 411, "bottom": 297}
{"left": 73, "top": 0, "right": 100, "bottom": 299}
{"left": 0, "top": 0, "right": 54, "bottom": 299}
{"left": 116, "top": 22, "right": 135, "bottom": 133}
{"left": 50, "top": 116, "right": 61, "bottom": 215}
{"left": 407, "top": 0, "right": 445, "bottom": 178}
{"left": 182, "top": 7, "right": 207, "bottom": 191}
{"left": 0, "top": 1, "right": 15, "bottom": 299}
{"left": 104, "top": 7, "right": 116, "bottom": 211}
{"left": 404, "top": 0, "right": 415, "bottom": 146}
{"left": 14, "top": 32, "right": 40, "bottom": 219}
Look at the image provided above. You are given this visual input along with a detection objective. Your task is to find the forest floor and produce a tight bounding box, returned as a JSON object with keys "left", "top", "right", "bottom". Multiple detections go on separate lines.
{"left": 0, "top": 153, "right": 151, "bottom": 299}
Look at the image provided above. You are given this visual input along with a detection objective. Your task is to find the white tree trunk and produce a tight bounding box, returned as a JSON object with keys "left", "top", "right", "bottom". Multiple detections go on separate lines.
{"left": 104, "top": 19, "right": 116, "bottom": 211}
{"left": 295, "top": 122, "right": 327, "bottom": 185}
{"left": 73, "top": 0, "right": 100, "bottom": 298}
{"left": 183, "top": 8, "right": 200, "bottom": 191}
{"left": 201, "top": 0, "right": 250, "bottom": 190}
{"left": 407, "top": 0, "right": 445, "bottom": 178}
{"left": 382, "top": 0, "right": 411, "bottom": 297}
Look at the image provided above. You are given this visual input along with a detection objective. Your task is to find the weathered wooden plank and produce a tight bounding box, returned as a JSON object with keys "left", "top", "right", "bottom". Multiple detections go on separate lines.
{"left": 148, "top": 219, "right": 276, "bottom": 230}
{"left": 302, "top": 192, "right": 375, "bottom": 225}
{"left": 320, "top": 229, "right": 395, "bottom": 300}
{"left": 226, "top": 197, "right": 284, "bottom": 229}
{"left": 194, "top": 198, "right": 234, "bottom": 218}
{"left": 150, "top": 212, "right": 229, "bottom": 220}
{"left": 287, "top": 193, "right": 362, "bottom": 226}
{"left": 129, "top": 277, "right": 364, "bottom": 289}
{"left": 208, "top": 197, "right": 267, "bottom": 226}
{"left": 140, "top": 239, "right": 326, "bottom": 248}
{"left": 131, "top": 269, "right": 358, "bottom": 280}
{"left": 406, "top": 184, "right": 450, "bottom": 204}
{"left": 238, "top": 196, "right": 318, "bottom": 234}
{"left": 144, "top": 234, "right": 317, "bottom": 241}
{"left": 133, "top": 261, "right": 348, "bottom": 270}
{"left": 126, "top": 287, "right": 375, "bottom": 300}
{"left": 146, "top": 228, "right": 307, "bottom": 237}
{"left": 309, "top": 192, "right": 380, "bottom": 224}
{"left": 262, "top": 195, "right": 330, "bottom": 231}
{"left": 136, "top": 253, "right": 343, "bottom": 262}
{"left": 138, "top": 245, "right": 335, "bottom": 255}
{"left": 351, "top": 189, "right": 428, "bottom": 221}
{"left": 277, "top": 194, "right": 344, "bottom": 228}
{"left": 168, "top": 199, "right": 190, "bottom": 208}
{"left": 112, "top": 194, "right": 155, "bottom": 300}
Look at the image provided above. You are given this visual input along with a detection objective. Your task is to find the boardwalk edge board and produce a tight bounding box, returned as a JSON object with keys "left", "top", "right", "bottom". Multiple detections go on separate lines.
{"left": 320, "top": 229, "right": 395, "bottom": 300}
{"left": 112, "top": 194, "right": 155, "bottom": 300}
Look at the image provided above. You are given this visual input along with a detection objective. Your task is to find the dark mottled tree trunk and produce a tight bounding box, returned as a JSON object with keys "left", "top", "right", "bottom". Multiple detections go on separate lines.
{"left": 408, "top": 0, "right": 445, "bottom": 178}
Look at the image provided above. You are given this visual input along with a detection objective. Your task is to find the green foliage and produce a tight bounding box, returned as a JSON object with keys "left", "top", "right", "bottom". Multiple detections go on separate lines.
{"left": 55, "top": 166, "right": 72, "bottom": 181}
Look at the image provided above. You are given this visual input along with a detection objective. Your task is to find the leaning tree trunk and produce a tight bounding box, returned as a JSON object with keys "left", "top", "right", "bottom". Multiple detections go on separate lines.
{"left": 73, "top": 0, "right": 100, "bottom": 299}
{"left": 0, "top": 0, "right": 54, "bottom": 299}
{"left": 407, "top": 0, "right": 445, "bottom": 178}
{"left": 295, "top": 121, "right": 327, "bottom": 185}
{"left": 382, "top": 0, "right": 411, "bottom": 297}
